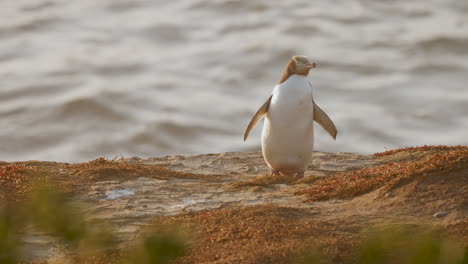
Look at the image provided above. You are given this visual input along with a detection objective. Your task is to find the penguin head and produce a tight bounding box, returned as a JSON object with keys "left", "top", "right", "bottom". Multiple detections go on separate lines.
{"left": 292, "top": 56, "right": 317, "bottom": 75}
{"left": 278, "top": 56, "right": 317, "bottom": 83}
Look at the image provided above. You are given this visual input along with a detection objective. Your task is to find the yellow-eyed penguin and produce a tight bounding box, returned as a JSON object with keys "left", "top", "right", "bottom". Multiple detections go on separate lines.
{"left": 244, "top": 56, "right": 337, "bottom": 178}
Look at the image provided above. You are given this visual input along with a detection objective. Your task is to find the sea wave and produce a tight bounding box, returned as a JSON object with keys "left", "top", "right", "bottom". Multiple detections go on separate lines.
{"left": 0, "top": 0, "right": 467, "bottom": 162}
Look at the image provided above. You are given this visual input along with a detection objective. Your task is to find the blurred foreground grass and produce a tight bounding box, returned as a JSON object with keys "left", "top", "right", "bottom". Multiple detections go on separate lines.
{"left": 358, "top": 224, "right": 467, "bottom": 264}
{"left": 0, "top": 181, "right": 466, "bottom": 264}
{"left": 1, "top": 181, "right": 188, "bottom": 264}
{"left": 299, "top": 225, "right": 467, "bottom": 264}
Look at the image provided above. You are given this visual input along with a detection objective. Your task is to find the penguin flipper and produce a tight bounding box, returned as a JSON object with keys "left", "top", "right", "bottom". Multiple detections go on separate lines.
{"left": 313, "top": 100, "right": 337, "bottom": 140}
{"left": 243, "top": 95, "right": 272, "bottom": 141}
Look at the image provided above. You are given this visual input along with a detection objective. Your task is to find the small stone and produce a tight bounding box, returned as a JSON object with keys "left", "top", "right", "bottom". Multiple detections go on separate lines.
{"left": 126, "top": 157, "right": 141, "bottom": 163}
{"left": 385, "top": 193, "right": 394, "bottom": 198}
{"left": 248, "top": 186, "right": 264, "bottom": 192}
{"left": 433, "top": 211, "right": 448, "bottom": 218}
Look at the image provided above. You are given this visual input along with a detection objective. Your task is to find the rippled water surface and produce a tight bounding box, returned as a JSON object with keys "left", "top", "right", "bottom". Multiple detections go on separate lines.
{"left": 1, "top": 0, "right": 467, "bottom": 162}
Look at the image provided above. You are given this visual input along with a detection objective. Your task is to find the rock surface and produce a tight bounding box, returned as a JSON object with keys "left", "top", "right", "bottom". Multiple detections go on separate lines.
{"left": 4, "top": 147, "right": 467, "bottom": 263}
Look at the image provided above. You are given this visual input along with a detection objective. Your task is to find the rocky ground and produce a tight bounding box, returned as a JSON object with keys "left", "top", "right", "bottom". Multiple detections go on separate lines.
{"left": 1, "top": 145, "right": 467, "bottom": 263}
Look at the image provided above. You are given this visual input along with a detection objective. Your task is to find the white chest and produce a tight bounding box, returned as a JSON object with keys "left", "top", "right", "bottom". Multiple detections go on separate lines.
{"left": 268, "top": 75, "right": 314, "bottom": 128}
{"left": 261, "top": 75, "right": 315, "bottom": 173}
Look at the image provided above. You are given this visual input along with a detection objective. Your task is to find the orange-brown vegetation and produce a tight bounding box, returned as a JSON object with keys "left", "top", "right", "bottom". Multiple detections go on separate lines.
{"left": 0, "top": 164, "right": 42, "bottom": 202}
{"left": 0, "top": 164, "right": 29, "bottom": 187}
{"left": 447, "top": 219, "right": 468, "bottom": 246}
{"left": 2, "top": 146, "right": 467, "bottom": 264}
{"left": 161, "top": 205, "right": 357, "bottom": 264}
{"left": 68, "top": 157, "right": 217, "bottom": 182}
{"left": 225, "top": 174, "right": 297, "bottom": 191}
{"left": 373, "top": 145, "right": 467, "bottom": 157}
{"left": 296, "top": 147, "right": 468, "bottom": 202}
{"left": 1, "top": 157, "right": 219, "bottom": 203}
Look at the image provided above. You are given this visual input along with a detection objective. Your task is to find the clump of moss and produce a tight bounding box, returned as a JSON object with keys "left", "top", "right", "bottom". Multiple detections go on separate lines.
{"left": 225, "top": 174, "right": 297, "bottom": 191}
{"left": 68, "top": 157, "right": 216, "bottom": 182}
{"left": 0, "top": 164, "right": 30, "bottom": 200}
{"left": 0, "top": 164, "right": 29, "bottom": 186}
{"left": 373, "top": 145, "right": 467, "bottom": 157}
{"left": 0, "top": 164, "right": 48, "bottom": 202}
{"left": 159, "top": 205, "right": 467, "bottom": 264}
{"left": 296, "top": 148, "right": 468, "bottom": 201}
{"left": 447, "top": 220, "right": 468, "bottom": 246}
{"left": 164, "top": 205, "right": 330, "bottom": 264}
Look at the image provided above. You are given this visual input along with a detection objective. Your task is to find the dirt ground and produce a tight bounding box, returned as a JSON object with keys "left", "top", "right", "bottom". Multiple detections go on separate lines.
{"left": 1, "top": 145, "right": 467, "bottom": 263}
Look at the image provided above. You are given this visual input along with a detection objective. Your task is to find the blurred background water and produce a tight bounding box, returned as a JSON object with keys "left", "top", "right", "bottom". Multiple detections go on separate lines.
{"left": 1, "top": 0, "right": 467, "bottom": 162}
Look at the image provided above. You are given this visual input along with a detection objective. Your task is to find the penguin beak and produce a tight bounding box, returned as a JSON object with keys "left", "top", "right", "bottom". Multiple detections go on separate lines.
{"left": 305, "top": 62, "right": 317, "bottom": 69}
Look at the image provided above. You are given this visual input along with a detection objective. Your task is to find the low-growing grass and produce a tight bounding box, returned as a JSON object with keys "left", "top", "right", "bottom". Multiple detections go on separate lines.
{"left": 158, "top": 205, "right": 467, "bottom": 264}
{"left": 0, "top": 164, "right": 49, "bottom": 202}
{"left": 0, "top": 148, "right": 466, "bottom": 263}
{"left": 0, "top": 157, "right": 221, "bottom": 204}
{"left": 68, "top": 157, "right": 216, "bottom": 181}
{"left": 373, "top": 145, "right": 468, "bottom": 157}
{"left": 1, "top": 181, "right": 190, "bottom": 264}
{"left": 296, "top": 148, "right": 468, "bottom": 201}
{"left": 358, "top": 224, "right": 467, "bottom": 264}
{"left": 225, "top": 174, "right": 297, "bottom": 191}
{"left": 0, "top": 190, "right": 465, "bottom": 264}
{"left": 225, "top": 173, "right": 322, "bottom": 192}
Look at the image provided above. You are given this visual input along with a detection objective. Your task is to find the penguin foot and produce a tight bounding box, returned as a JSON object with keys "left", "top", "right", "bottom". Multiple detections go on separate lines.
{"left": 295, "top": 171, "right": 305, "bottom": 179}
{"left": 271, "top": 170, "right": 281, "bottom": 176}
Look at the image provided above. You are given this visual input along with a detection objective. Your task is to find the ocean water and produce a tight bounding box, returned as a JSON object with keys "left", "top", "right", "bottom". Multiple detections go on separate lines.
{"left": 1, "top": 0, "right": 467, "bottom": 162}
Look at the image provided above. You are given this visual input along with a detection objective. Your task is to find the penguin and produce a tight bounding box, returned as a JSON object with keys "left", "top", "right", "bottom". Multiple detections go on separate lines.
{"left": 244, "top": 56, "right": 337, "bottom": 179}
